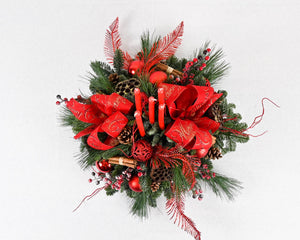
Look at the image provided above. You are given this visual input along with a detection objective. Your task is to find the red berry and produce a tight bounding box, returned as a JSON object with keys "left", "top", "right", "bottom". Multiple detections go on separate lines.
{"left": 199, "top": 67, "right": 203, "bottom": 71}
{"left": 198, "top": 196, "right": 203, "bottom": 201}
{"left": 136, "top": 166, "right": 142, "bottom": 170}
{"left": 212, "top": 173, "right": 216, "bottom": 178}
{"left": 206, "top": 169, "right": 210, "bottom": 173}
{"left": 207, "top": 48, "right": 211, "bottom": 52}
{"left": 202, "top": 63, "right": 206, "bottom": 68}
{"left": 63, "top": 98, "right": 68, "bottom": 101}
{"left": 206, "top": 176, "right": 211, "bottom": 180}
{"left": 88, "top": 179, "right": 92, "bottom": 183}
{"left": 138, "top": 172, "right": 143, "bottom": 177}
{"left": 205, "top": 56, "right": 210, "bottom": 61}
{"left": 56, "top": 101, "right": 60, "bottom": 105}
{"left": 193, "top": 58, "right": 198, "bottom": 63}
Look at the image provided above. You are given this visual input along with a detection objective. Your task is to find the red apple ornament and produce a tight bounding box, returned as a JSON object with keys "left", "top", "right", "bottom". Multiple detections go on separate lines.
{"left": 128, "top": 60, "right": 144, "bottom": 75}
{"left": 128, "top": 175, "right": 142, "bottom": 192}
{"left": 149, "top": 71, "right": 167, "bottom": 85}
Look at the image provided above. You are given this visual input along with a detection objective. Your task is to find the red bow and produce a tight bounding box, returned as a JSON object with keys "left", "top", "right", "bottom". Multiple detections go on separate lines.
{"left": 66, "top": 93, "right": 133, "bottom": 150}
{"left": 161, "top": 83, "right": 222, "bottom": 157}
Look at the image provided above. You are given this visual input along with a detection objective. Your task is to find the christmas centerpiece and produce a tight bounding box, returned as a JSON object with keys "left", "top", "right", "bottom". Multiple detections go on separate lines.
{"left": 57, "top": 18, "right": 271, "bottom": 240}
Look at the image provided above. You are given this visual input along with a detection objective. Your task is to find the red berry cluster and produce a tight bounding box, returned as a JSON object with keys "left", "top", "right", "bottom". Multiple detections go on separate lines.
{"left": 180, "top": 48, "right": 211, "bottom": 85}
{"left": 199, "top": 164, "right": 216, "bottom": 180}
{"left": 56, "top": 94, "right": 68, "bottom": 105}
{"left": 193, "top": 189, "right": 204, "bottom": 201}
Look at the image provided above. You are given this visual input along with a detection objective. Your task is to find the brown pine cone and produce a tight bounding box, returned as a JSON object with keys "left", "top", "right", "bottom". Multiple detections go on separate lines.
{"left": 206, "top": 103, "right": 223, "bottom": 123}
{"left": 206, "top": 147, "right": 222, "bottom": 160}
{"left": 108, "top": 73, "right": 120, "bottom": 85}
{"left": 150, "top": 182, "right": 161, "bottom": 192}
{"left": 117, "top": 126, "right": 132, "bottom": 144}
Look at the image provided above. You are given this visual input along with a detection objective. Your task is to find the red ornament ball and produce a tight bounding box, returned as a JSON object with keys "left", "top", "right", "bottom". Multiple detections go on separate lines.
{"left": 128, "top": 175, "right": 142, "bottom": 192}
{"left": 149, "top": 71, "right": 167, "bottom": 85}
{"left": 95, "top": 160, "right": 112, "bottom": 173}
{"left": 132, "top": 140, "right": 153, "bottom": 162}
{"left": 128, "top": 60, "right": 144, "bottom": 75}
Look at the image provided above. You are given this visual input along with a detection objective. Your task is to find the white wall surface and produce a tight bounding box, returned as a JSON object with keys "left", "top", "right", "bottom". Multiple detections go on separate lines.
{"left": 0, "top": 0, "right": 299, "bottom": 239}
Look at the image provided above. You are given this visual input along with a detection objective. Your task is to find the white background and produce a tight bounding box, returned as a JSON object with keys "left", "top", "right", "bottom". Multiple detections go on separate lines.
{"left": 1, "top": 0, "right": 299, "bottom": 239}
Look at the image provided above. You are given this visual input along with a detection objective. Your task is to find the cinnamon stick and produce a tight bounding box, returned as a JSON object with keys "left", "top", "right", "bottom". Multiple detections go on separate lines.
{"left": 108, "top": 157, "right": 137, "bottom": 168}
{"left": 156, "top": 62, "right": 183, "bottom": 77}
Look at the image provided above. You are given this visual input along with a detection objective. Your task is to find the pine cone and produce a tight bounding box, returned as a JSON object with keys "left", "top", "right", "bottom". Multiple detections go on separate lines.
{"left": 150, "top": 166, "right": 173, "bottom": 183}
{"left": 150, "top": 182, "right": 160, "bottom": 192}
{"left": 117, "top": 126, "right": 132, "bottom": 144}
{"left": 206, "top": 147, "right": 222, "bottom": 160}
{"left": 108, "top": 73, "right": 120, "bottom": 85}
{"left": 115, "top": 78, "right": 140, "bottom": 97}
{"left": 206, "top": 103, "right": 223, "bottom": 123}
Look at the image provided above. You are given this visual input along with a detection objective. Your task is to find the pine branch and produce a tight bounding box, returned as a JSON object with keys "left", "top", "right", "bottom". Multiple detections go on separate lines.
{"left": 201, "top": 173, "right": 242, "bottom": 200}
{"left": 113, "top": 49, "right": 124, "bottom": 74}
{"left": 89, "top": 61, "right": 114, "bottom": 94}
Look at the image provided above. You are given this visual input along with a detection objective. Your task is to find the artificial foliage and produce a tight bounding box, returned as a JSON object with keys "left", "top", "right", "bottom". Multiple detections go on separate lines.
{"left": 57, "top": 18, "right": 259, "bottom": 240}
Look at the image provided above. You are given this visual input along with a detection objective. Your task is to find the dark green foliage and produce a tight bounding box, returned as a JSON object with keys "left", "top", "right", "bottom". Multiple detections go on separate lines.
{"left": 166, "top": 55, "right": 188, "bottom": 71}
{"left": 201, "top": 173, "right": 242, "bottom": 200}
{"left": 89, "top": 61, "right": 114, "bottom": 94}
{"left": 172, "top": 167, "right": 191, "bottom": 196}
{"left": 215, "top": 90, "right": 249, "bottom": 154}
{"left": 139, "top": 76, "right": 158, "bottom": 97}
{"left": 60, "top": 107, "right": 91, "bottom": 134}
{"left": 138, "top": 32, "right": 160, "bottom": 62}
{"left": 111, "top": 165, "right": 126, "bottom": 178}
{"left": 105, "top": 185, "right": 118, "bottom": 196}
{"left": 113, "top": 49, "right": 124, "bottom": 74}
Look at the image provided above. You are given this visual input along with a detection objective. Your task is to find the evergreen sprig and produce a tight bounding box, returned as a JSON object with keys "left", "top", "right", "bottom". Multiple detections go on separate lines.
{"left": 201, "top": 173, "right": 242, "bottom": 200}
{"left": 113, "top": 49, "right": 124, "bottom": 74}
{"left": 89, "top": 61, "right": 114, "bottom": 94}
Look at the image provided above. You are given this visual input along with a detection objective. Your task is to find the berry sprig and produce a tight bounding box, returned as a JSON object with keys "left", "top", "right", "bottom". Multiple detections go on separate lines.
{"left": 56, "top": 94, "right": 68, "bottom": 105}
{"left": 180, "top": 48, "right": 211, "bottom": 85}
{"left": 192, "top": 189, "right": 204, "bottom": 201}
{"left": 199, "top": 164, "right": 216, "bottom": 180}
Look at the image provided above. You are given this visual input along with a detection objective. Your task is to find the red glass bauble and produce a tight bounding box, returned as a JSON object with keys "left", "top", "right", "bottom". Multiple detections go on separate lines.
{"left": 95, "top": 160, "right": 112, "bottom": 173}
{"left": 132, "top": 140, "right": 153, "bottom": 162}
{"left": 149, "top": 71, "right": 167, "bottom": 85}
{"left": 128, "top": 60, "right": 144, "bottom": 75}
{"left": 128, "top": 175, "right": 142, "bottom": 192}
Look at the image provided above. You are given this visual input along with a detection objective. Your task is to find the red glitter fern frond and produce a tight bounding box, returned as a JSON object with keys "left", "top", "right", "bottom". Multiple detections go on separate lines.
{"left": 144, "top": 21, "right": 184, "bottom": 72}
{"left": 104, "top": 17, "right": 122, "bottom": 64}
{"left": 166, "top": 194, "right": 201, "bottom": 240}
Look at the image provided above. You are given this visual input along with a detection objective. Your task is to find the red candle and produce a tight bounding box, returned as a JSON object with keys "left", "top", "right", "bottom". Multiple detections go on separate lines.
{"left": 158, "top": 104, "right": 165, "bottom": 130}
{"left": 158, "top": 88, "right": 165, "bottom": 105}
{"left": 148, "top": 97, "right": 156, "bottom": 124}
{"left": 134, "top": 88, "right": 142, "bottom": 112}
{"left": 134, "top": 111, "right": 145, "bottom": 137}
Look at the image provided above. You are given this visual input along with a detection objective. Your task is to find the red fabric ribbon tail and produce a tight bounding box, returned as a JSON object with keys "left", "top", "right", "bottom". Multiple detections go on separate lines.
{"left": 166, "top": 194, "right": 201, "bottom": 240}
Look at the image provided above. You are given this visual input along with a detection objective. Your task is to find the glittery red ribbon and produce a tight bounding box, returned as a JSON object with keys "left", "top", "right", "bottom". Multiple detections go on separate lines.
{"left": 161, "top": 83, "right": 222, "bottom": 154}
{"left": 66, "top": 93, "right": 133, "bottom": 150}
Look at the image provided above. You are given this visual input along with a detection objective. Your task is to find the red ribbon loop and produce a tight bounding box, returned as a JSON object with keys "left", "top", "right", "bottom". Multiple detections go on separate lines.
{"left": 161, "top": 83, "right": 222, "bottom": 153}
{"left": 66, "top": 93, "right": 133, "bottom": 150}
